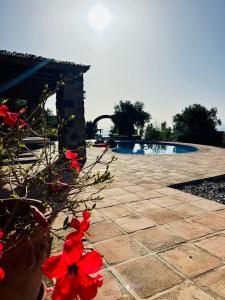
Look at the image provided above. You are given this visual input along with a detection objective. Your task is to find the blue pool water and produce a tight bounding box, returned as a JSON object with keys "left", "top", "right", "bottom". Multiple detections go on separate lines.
{"left": 112, "top": 142, "right": 198, "bottom": 155}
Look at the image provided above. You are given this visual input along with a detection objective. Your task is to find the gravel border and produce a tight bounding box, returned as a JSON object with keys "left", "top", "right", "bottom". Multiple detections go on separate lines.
{"left": 171, "top": 175, "right": 225, "bottom": 205}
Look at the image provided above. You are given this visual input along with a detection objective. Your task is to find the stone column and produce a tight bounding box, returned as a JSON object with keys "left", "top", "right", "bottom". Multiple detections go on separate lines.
{"left": 56, "top": 74, "right": 86, "bottom": 157}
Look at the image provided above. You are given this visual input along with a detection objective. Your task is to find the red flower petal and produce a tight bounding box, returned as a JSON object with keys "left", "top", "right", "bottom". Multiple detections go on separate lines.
{"left": 77, "top": 274, "right": 101, "bottom": 300}
{"left": 80, "top": 210, "right": 91, "bottom": 231}
{"left": 31, "top": 206, "right": 49, "bottom": 229}
{"left": 42, "top": 254, "right": 68, "bottom": 279}
{"left": 46, "top": 287, "right": 54, "bottom": 294}
{"left": 83, "top": 210, "right": 91, "bottom": 221}
{"left": 69, "top": 159, "right": 80, "bottom": 172}
{"left": 70, "top": 211, "right": 90, "bottom": 232}
{"left": 63, "top": 239, "right": 84, "bottom": 265}
{"left": 0, "top": 228, "right": 3, "bottom": 239}
{"left": 3, "top": 112, "right": 19, "bottom": 127}
{"left": 0, "top": 105, "right": 8, "bottom": 116}
{"left": 94, "top": 274, "right": 103, "bottom": 287}
{"left": 52, "top": 273, "right": 102, "bottom": 300}
{"left": 70, "top": 218, "right": 81, "bottom": 231}
{"left": 65, "top": 150, "right": 78, "bottom": 160}
{"left": 80, "top": 220, "right": 90, "bottom": 232}
{"left": 77, "top": 251, "right": 103, "bottom": 275}
{"left": 0, "top": 242, "right": 3, "bottom": 257}
{"left": 52, "top": 275, "right": 78, "bottom": 300}
{"left": 0, "top": 267, "right": 5, "bottom": 281}
{"left": 18, "top": 118, "right": 27, "bottom": 128}
{"left": 66, "top": 231, "right": 84, "bottom": 242}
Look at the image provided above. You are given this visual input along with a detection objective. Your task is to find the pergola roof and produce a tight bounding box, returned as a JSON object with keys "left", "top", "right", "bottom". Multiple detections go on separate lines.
{"left": 0, "top": 50, "right": 90, "bottom": 101}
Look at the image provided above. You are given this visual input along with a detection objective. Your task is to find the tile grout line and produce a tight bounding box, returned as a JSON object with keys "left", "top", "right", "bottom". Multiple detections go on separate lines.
{"left": 109, "top": 267, "right": 141, "bottom": 300}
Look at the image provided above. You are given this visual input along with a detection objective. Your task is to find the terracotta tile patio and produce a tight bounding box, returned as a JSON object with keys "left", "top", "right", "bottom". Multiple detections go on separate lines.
{"left": 52, "top": 143, "right": 225, "bottom": 299}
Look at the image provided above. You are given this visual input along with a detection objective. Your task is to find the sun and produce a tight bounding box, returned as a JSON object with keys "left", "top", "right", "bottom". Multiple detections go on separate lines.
{"left": 88, "top": 3, "right": 112, "bottom": 31}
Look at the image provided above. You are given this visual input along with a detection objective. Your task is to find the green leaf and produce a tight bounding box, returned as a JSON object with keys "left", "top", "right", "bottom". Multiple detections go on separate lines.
{"left": 63, "top": 216, "right": 69, "bottom": 229}
{"left": 19, "top": 143, "right": 26, "bottom": 148}
{"left": 10, "top": 191, "right": 17, "bottom": 198}
{"left": 68, "top": 114, "right": 76, "bottom": 121}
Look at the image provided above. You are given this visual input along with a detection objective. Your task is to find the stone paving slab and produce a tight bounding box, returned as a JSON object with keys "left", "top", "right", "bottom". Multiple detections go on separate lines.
{"left": 143, "top": 208, "right": 183, "bottom": 225}
{"left": 194, "top": 266, "right": 225, "bottom": 300}
{"left": 94, "top": 235, "right": 148, "bottom": 266}
{"left": 159, "top": 243, "right": 222, "bottom": 278}
{"left": 149, "top": 195, "right": 182, "bottom": 207}
{"left": 167, "top": 203, "right": 205, "bottom": 217}
{"left": 191, "top": 213, "right": 225, "bottom": 231}
{"left": 131, "top": 227, "right": 184, "bottom": 252}
{"left": 115, "top": 256, "right": 184, "bottom": 298}
{"left": 87, "top": 221, "right": 124, "bottom": 243}
{"left": 190, "top": 199, "right": 225, "bottom": 211}
{"left": 164, "top": 220, "right": 213, "bottom": 240}
{"left": 51, "top": 144, "right": 225, "bottom": 299}
{"left": 151, "top": 283, "right": 215, "bottom": 300}
{"left": 95, "top": 270, "right": 135, "bottom": 300}
{"left": 195, "top": 235, "right": 225, "bottom": 260}
{"left": 125, "top": 199, "right": 160, "bottom": 212}
{"left": 98, "top": 204, "right": 134, "bottom": 220}
{"left": 114, "top": 214, "right": 156, "bottom": 233}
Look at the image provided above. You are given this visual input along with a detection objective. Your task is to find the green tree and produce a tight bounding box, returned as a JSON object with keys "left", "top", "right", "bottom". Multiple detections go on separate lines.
{"left": 111, "top": 100, "right": 150, "bottom": 136}
{"left": 45, "top": 108, "right": 58, "bottom": 128}
{"left": 145, "top": 121, "right": 173, "bottom": 141}
{"left": 159, "top": 121, "right": 172, "bottom": 141}
{"left": 145, "top": 123, "right": 160, "bottom": 140}
{"left": 173, "top": 104, "right": 221, "bottom": 141}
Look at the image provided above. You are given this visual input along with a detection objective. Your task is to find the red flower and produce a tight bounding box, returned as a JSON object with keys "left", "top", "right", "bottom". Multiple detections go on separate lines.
{"left": 66, "top": 211, "right": 91, "bottom": 242}
{"left": 0, "top": 104, "right": 27, "bottom": 127}
{"left": 3, "top": 112, "right": 19, "bottom": 127}
{"left": 65, "top": 150, "right": 80, "bottom": 172}
{"left": 42, "top": 238, "right": 103, "bottom": 300}
{"left": 70, "top": 210, "right": 91, "bottom": 233}
{"left": 46, "top": 287, "right": 54, "bottom": 294}
{"left": 18, "top": 118, "right": 27, "bottom": 128}
{"left": 65, "top": 150, "right": 78, "bottom": 160}
{"left": 31, "top": 206, "right": 49, "bottom": 229}
{"left": 69, "top": 159, "right": 80, "bottom": 172}
{"left": 0, "top": 105, "right": 8, "bottom": 116}
{"left": 0, "top": 228, "right": 3, "bottom": 259}
{"left": 0, "top": 242, "right": 2, "bottom": 259}
{"left": 0, "top": 267, "right": 5, "bottom": 281}
{"left": 0, "top": 228, "right": 4, "bottom": 282}
{"left": 48, "top": 182, "right": 70, "bottom": 193}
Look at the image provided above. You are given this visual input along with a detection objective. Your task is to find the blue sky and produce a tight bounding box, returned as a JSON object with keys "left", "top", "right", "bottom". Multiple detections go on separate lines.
{"left": 0, "top": 0, "right": 225, "bottom": 132}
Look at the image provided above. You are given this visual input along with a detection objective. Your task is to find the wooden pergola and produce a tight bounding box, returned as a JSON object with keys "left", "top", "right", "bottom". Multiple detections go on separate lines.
{"left": 0, "top": 50, "right": 90, "bottom": 153}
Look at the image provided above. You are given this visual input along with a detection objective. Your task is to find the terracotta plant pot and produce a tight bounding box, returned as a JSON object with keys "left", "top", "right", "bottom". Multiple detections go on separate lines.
{"left": 37, "top": 281, "right": 47, "bottom": 300}
{"left": 0, "top": 199, "right": 51, "bottom": 300}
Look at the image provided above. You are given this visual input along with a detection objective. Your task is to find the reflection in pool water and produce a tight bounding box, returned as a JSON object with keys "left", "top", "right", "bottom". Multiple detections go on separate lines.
{"left": 112, "top": 142, "right": 198, "bottom": 155}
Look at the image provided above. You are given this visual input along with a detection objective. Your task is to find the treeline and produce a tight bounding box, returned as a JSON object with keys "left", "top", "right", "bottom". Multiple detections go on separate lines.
{"left": 87, "top": 101, "right": 223, "bottom": 146}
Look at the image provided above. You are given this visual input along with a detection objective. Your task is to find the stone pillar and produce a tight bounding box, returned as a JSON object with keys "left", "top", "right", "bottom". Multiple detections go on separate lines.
{"left": 56, "top": 74, "right": 86, "bottom": 157}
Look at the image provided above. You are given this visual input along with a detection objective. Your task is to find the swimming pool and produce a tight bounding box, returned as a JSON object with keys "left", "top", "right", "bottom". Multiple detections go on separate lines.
{"left": 112, "top": 142, "right": 198, "bottom": 155}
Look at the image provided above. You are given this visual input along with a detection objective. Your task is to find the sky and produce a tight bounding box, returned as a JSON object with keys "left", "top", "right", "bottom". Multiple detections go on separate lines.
{"left": 0, "top": 0, "right": 225, "bottom": 133}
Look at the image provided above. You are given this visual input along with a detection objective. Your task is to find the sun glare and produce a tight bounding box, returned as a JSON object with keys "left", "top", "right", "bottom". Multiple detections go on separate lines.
{"left": 88, "top": 3, "right": 112, "bottom": 31}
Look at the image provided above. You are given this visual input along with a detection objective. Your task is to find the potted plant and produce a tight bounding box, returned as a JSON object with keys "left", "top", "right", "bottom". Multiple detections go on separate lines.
{"left": 0, "top": 84, "right": 115, "bottom": 300}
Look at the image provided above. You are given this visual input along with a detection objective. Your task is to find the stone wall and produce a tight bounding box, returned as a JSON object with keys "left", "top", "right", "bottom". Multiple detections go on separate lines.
{"left": 56, "top": 74, "right": 86, "bottom": 157}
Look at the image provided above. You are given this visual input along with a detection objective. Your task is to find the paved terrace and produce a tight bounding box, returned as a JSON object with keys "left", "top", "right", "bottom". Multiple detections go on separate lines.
{"left": 52, "top": 143, "right": 225, "bottom": 300}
